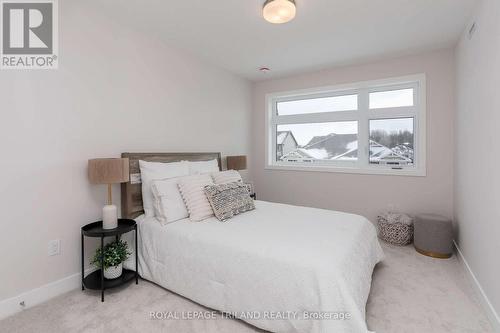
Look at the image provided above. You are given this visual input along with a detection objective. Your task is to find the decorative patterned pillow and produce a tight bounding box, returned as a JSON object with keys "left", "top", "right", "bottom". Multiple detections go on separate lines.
{"left": 204, "top": 182, "right": 255, "bottom": 222}
{"left": 211, "top": 170, "right": 242, "bottom": 184}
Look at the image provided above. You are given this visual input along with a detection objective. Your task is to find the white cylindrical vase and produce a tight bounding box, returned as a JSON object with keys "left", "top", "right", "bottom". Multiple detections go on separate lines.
{"left": 102, "top": 205, "right": 117, "bottom": 229}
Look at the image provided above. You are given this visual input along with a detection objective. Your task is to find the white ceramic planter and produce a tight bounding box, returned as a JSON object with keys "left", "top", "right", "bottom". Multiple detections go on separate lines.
{"left": 104, "top": 263, "right": 123, "bottom": 279}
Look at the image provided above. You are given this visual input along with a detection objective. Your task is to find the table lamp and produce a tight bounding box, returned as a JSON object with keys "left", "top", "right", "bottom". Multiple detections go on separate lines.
{"left": 88, "top": 158, "right": 129, "bottom": 229}
{"left": 226, "top": 155, "right": 247, "bottom": 171}
{"left": 227, "top": 155, "right": 253, "bottom": 194}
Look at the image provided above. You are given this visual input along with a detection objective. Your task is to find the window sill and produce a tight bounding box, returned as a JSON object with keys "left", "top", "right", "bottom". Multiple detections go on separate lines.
{"left": 265, "top": 164, "right": 426, "bottom": 177}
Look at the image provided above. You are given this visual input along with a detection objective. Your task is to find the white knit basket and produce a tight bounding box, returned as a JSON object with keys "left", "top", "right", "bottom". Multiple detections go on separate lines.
{"left": 104, "top": 263, "right": 123, "bottom": 279}
{"left": 377, "top": 213, "right": 414, "bottom": 246}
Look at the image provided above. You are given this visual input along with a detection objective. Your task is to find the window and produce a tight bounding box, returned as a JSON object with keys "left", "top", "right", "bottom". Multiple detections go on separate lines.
{"left": 369, "top": 118, "right": 414, "bottom": 166}
{"left": 266, "top": 74, "right": 426, "bottom": 176}
{"left": 277, "top": 94, "right": 358, "bottom": 115}
{"left": 277, "top": 121, "right": 358, "bottom": 162}
{"left": 369, "top": 88, "right": 414, "bottom": 109}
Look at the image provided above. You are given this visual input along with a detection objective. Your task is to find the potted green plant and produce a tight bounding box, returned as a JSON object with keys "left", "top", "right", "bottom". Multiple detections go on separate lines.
{"left": 91, "top": 240, "right": 131, "bottom": 279}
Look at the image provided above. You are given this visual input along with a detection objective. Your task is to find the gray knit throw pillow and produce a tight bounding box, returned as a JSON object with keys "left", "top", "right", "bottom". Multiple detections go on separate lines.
{"left": 204, "top": 182, "right": 255, "bottom": 222}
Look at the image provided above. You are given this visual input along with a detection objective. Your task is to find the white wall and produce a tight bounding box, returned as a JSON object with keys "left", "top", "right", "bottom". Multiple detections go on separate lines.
{"left": 0, "top": 1, "right": 251, "bottom": 301}
{"left": 251, "top": 49, "right": 455, "bottom": 223}
{"left": 455, "top": 0, "right": 500, "bottom": 321}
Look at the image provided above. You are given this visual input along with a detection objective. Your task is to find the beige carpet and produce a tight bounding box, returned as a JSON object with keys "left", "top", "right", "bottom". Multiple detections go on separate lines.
{"left": 1, "top": 243, "right": 493, "bottom": 333}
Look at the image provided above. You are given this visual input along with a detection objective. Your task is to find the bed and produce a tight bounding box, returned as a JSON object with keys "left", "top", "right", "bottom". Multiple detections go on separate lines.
{"left": 121, "top": 152, "right": 384, "bottom": 333}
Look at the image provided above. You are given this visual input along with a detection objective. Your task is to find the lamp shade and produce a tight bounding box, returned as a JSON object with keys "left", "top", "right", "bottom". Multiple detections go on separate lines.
{"left": 226, "top": 156, "right": 247, "bottom": 171}
{"left": 88, "top": 158, "right": 130, "bottom": 184}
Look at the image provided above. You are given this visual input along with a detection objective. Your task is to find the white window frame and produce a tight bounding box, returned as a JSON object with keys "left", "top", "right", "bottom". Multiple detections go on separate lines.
{"left": 265, "top": 74, "right": 426, "bottom": 176}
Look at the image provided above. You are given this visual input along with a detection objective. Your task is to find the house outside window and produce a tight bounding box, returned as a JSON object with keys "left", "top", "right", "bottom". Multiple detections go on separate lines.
{"left": 276, "top": 131, "right": 298, "bottom": 159}
{"left": 266, "top": 74, "right": 426, "bottom": 176}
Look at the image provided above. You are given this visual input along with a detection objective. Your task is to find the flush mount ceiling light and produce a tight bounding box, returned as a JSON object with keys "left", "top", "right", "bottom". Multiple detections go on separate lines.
{"left": 263, "top": 0, "right": 296, "bottom": 24}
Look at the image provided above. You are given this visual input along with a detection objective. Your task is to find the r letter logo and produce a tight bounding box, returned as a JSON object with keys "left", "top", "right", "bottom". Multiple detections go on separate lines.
{"left": 1, "top": 0, "right": 58, "bottom": 69}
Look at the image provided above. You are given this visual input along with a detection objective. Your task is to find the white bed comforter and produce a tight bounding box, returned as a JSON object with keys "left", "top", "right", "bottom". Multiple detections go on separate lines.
{"left": 127, "top": 201, "right": 383, "bottom": 333}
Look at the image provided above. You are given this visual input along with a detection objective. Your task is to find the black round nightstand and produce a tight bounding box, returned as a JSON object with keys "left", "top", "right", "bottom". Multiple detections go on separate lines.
{"left": 81, "top": 219, "right": 138, "bottom": 302}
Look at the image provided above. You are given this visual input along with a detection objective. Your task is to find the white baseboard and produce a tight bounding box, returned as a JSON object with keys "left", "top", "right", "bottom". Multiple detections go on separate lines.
{"left": 454, "top": 241, "right": 500, "bottom": 332}
{"left": 0, "top": 269, "right": 95, "bottom": 321}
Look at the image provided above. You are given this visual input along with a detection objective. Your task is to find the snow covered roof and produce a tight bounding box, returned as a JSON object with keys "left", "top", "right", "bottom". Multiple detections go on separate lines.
{"left": 303, "top": 133, "right": 358, "bottom": 159}
{"left": 281, "top": 133, "right": 411, "bottom": 162}
{"left": 331, "top": 141, "right": 358, "bottom": 160}
{"left": 298, "top": 148, "right": 329, "bottom": 159}
{"left": 369, "top": 141, "right": 411, "bottom": 161}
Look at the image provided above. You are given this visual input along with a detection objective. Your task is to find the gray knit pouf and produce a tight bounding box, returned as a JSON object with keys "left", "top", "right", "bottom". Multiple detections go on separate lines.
{"left": 414, "top": 214, "right": 453, "bottom": 259}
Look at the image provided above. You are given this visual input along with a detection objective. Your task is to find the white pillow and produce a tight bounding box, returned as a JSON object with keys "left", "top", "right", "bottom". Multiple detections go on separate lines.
{"left": 178, "top": 174, "right": 214, "bottom": 222}
{"left": 139, "top": 160, "right": 189, "bottom": 217}
{"left": 188, "top": 159, "right": 219, "bottom": 175}
{"left": 212, "top": 170, "right": 242, "bottom": 184}
{"left": 151, "top": 177, "right": 188, "bottom": 225}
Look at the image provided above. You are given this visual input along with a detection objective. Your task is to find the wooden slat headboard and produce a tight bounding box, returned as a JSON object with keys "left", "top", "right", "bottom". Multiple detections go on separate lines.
{"left": 121, "top": 152, "right": 222, "bottom": 219}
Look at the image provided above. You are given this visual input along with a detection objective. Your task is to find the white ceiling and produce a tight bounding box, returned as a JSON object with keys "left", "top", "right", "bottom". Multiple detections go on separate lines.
{"left": 97, "top": 0, "right": 479, "bottom": 81}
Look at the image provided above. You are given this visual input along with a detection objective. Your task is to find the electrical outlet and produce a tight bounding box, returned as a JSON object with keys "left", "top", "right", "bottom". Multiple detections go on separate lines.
{"left": 48, "top": 240, "right": 60, "bottom": 256}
